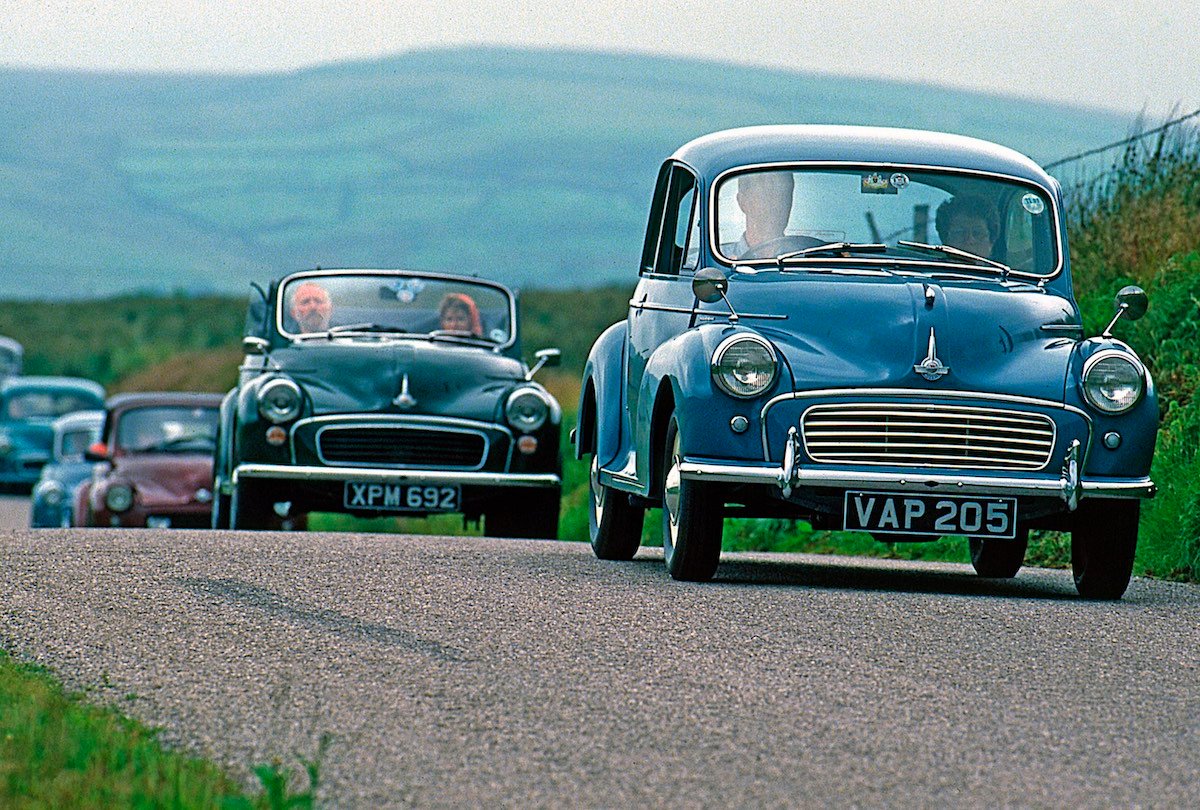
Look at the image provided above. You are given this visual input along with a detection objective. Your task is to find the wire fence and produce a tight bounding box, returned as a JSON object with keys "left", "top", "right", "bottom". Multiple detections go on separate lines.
{"left": 1043, "top": 106, "right": 1200, "bottom": 172}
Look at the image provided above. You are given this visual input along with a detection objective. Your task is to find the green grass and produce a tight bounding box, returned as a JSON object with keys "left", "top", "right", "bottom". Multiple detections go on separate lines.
{"left": 0, "top": 650, "right": 323, "bottom": 808}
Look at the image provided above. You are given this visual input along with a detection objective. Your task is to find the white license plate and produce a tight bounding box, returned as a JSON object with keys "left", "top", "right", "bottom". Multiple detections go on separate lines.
{"left": 843, "top": 491, "right": 1017, "bottom": 539}
{"left": 343, "top": 482, "right": 461, "bottom": 512}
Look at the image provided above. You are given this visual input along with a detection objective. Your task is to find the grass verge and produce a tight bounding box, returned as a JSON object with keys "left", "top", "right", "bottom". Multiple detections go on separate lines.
{"left": 0, "top": 649, "right": 322, "bottom": 808}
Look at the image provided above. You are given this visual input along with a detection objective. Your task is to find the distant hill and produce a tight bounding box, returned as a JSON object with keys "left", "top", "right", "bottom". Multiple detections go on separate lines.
{"left": 1, "top": 46, "right": 1130, "bottom": 299}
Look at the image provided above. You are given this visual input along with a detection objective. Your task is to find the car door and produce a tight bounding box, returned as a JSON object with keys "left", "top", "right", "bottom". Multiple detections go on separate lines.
{"left": 626, "top": 162, "right": 701, "bottom": 465}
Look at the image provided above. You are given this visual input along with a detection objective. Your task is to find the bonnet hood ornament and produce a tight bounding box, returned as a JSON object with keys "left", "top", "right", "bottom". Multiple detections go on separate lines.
{"left": 393, "top": 373, "right": 417, "bottom": 409}
{"left": 914, "top": 328, "right": 950, "bottom": 381}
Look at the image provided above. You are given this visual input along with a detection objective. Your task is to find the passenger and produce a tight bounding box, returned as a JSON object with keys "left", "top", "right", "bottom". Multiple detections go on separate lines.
{"left": 288, "top": 281, "right": 333, "bottom": 333}
{"left": 438, "top": 293, "right": 483, "bottom": 337}
{"left": 935, "top": 195, "right": 999, "bottom": 259}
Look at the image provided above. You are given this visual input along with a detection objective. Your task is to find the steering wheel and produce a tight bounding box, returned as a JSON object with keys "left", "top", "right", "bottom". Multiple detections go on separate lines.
{"left": 737, "top": 234, "right": 824, "bottom": 261}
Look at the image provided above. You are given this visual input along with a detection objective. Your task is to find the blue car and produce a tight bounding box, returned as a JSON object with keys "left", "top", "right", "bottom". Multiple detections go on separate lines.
{"left": 577, "top": 125, "right": 1158, "bottom": 599}
{"left": 0, "top": 376, "right": 106, "bottom": 490}
{"left": 29, "top": 409, "right": 105, "bottom": 527}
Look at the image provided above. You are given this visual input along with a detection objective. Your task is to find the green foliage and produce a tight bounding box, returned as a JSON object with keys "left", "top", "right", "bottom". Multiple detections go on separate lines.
{"left": 0, "top": 649, "right": 323, "bottom": 808}
{"left": 0, "top": 295, "right": 245, "bottom": 389}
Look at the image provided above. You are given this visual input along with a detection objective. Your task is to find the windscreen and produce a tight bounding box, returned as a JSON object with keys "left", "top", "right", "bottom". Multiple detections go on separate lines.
{"left": 714, "top": 167, "right": 1059, "bottom": 276}
{"left": 278, "top": 274, "right": 514, "bottom": 343}
{"left": 115, "top": 406, "right": 219, "bottom": 453}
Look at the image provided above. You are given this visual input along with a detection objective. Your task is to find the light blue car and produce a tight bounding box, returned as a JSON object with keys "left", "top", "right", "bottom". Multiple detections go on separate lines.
{"left": 30, "top": 409, "right": 105, "bottom": 527}
{"left": 577, "top": 125, "right": 1158, "bottom": 599}
{"left": 0, "top": 376, "right": 106, "bottom": 490}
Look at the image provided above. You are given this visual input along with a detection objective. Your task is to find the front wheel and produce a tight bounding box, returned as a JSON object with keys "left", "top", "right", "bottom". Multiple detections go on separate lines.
{"left": 588, "top": 446, "right": 644, "bottom": 560}
{"left": 1071, "top": 500, "right": 1140, "bottom": 600}
{"left": 969, "top": 531, "right": 1029, "bottom": 578}
{"left": 661, "top": 413, "right": 723, "bottom": 581}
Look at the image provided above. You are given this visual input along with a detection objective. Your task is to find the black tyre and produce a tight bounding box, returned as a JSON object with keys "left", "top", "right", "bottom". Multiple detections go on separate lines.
{"left": 969, "top": 531, "right": 1029, "bottom": 578}
{"left": 661, "top": 413, "right": 723, "bottom": 581}
{"left": 486, "top": 488, "right": 561, "bottom": 539}
{"left": 588, "top": 441, "right": 644, "bottom": 560}
{"left": 211, "top": 491, "right": 231, "bottom": 529}
{"left": 1071, "top": 500, "right": 1140, "bottom": 600}
{"left": 230, "top": 482, "right": 277, "bottom": 530}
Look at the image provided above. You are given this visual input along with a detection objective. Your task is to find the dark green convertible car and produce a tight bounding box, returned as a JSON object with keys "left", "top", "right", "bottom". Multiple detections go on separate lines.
{"left": 213, "top": 269, "right": 563, "bottom": 537}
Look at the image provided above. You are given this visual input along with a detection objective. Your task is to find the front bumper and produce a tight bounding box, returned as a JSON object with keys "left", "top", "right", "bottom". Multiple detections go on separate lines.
{"left": 679, "top": 430, "right": 1156, "bottom": 508}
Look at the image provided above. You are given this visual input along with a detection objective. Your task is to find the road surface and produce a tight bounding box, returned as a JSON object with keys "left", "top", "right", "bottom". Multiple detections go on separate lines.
{"left": 1, "top": 529, "right": 1197, "bottom": 806}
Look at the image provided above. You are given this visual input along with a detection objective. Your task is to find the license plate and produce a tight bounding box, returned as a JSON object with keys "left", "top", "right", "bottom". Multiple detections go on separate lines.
{"left": 843, "top": 491, "right": 1017, "bottom": 539}
{"left": 146, "top": 516, "right": 172, "bottom": 529}
{"left": 343, "top": 482, "right": 461, "bottom": 512}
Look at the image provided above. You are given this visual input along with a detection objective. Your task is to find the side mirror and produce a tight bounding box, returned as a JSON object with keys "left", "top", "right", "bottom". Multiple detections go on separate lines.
{"left": 526, "top": 348, "right": 562, "bottom": 380}
{"left": 692, "top": 267, "right": 729, "bottom": 304}
{"left": 84, "top": 441, "right": 109, "bottom": 462}
{"left": 1101, "top": 285, "right": 1149, "bottom": 337}
{"left": 243, "top": 336, "right": 269, "bottom": 355}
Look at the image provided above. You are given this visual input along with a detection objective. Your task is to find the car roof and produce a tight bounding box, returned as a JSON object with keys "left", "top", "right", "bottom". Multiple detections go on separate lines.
{"left": 0, "top": 376, "right": 105, "bottom": 397}
{"left": 671, "top": 125, "right": 1055, "bottom": 188}
{"left": 52, "top": 409, "right": 105, "bottom": 431}
{"left": 105, "top": 391, "right": 225, "bottom": 411}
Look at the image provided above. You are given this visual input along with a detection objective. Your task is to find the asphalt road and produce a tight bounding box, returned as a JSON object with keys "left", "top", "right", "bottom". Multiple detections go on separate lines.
{"left": 2, "top": 528, "right": 1198, "bottom": 807}
{"left": 0, "top": 494, "right": 30, "bottom": 529}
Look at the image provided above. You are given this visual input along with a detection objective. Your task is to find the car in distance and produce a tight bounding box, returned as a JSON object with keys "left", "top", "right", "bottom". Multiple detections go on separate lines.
{"left": 0, "top": 336, "right": 23, "bottom": 379}
{"left": 0, "top": 376, "right": 106, "bottom": 490}
{"left": 75, "top": 392, "right": 222, "bottom": 528}
{"left": 213, "top": 269, "right": 563, "bottom": 536}
{"left": 29, "top": 409, "right": 105, "bottom": 527}
{"left": 577, "top": 125, "right": 1158, "bottom": 599}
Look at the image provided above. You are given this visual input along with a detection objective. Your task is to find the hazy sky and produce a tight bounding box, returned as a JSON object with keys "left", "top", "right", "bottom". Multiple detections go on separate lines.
{"left": 4, "top": 1, "right": 1196, "bottom": 117}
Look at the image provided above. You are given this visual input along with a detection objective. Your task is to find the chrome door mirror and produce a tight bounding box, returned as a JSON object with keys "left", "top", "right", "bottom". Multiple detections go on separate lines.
{"left": 242, "top": 336, "right": 269, "bottom": 355}
{"left": 692, "top": 267, "right": 729, "bottom": 304}
{"left": 1101, "top": 285, "right": 1149, "bottom": 337}
{"left": 526, "top": 347, "right": 561, "bottom": 380}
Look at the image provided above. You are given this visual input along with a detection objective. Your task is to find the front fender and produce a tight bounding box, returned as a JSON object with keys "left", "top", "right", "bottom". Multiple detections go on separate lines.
{"left": 637, "top": 324, "right": 795, "bottom": 487}
{"left": 1068, "top": 338, "right": 1159, "bottom": 477}
{"left": 577, "top": 320, "right": 627, "bottom": 464}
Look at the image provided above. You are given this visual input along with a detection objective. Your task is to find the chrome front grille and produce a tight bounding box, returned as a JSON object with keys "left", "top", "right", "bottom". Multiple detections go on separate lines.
{"left": 317, "top": 425, "right": 487, "bottom": 469}
{"left": 801, "top": 403, "right": 1056, "bottom": 471}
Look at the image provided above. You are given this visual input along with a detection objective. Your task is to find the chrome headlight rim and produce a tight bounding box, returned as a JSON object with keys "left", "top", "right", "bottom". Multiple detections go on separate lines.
{"left": 505, "top": 387, "right": 553, "bottom": 434}
{"left": 35, "top": 479, "right": 65, "bottom": 505}
{"left": 105, "top": 482, "right": 134, "bottom": 513}
{"left": 711, "top": 333, "right": 779, "bottom": 399}
{"left": 1081, "top": 349, "right": 1145, "bottom": 414}
{"left": 257, "top": 377, "right": 303, "bottom": 424}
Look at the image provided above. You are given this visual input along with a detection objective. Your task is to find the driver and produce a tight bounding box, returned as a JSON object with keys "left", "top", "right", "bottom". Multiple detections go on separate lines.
{"left": 288, "top": 281, "right": 333, "bottom": 333}
{"left": 726, "top": 171, "right": 820, "bottom": 260}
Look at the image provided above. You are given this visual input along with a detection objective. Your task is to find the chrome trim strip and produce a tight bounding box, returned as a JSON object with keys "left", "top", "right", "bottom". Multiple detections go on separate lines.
{"left": 1041, "top": 324, "right": 1083, "bottom": 333}
{"left": 676, "top": 457, "right": 1156, "bottom": 500}
{"left": 232, "top": 464, "right": 560, "bottom": 488}
{"left": 313, "top": 422, "right": 490, "bottom": 471}
{"left": 759, "top": 388, "right": 1093, "bottom": 459}
{"left": 707, "top": 161, "right": 1064, "bottom": 280}
{"left": 629, "top": 300, "right": 789, "bottom": 321}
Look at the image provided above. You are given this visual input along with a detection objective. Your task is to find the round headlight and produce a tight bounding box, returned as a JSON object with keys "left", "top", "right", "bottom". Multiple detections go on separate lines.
{"left": 506, "top": 388, "right": 551, "bottom": 433}
{"left": 258, "top": 378, "right": 303, "bottom": 424}
{"left": 711, "top": 334, "right": 778, "bottom": 398}
{"left": 36, "top": 480, "right": 65, "bottom": 506}
{"left": 1082, "top": 351, "right": 1144, "bottom": 414}
{"left": 105, "top": 483, "right": 134, "bottom": 513}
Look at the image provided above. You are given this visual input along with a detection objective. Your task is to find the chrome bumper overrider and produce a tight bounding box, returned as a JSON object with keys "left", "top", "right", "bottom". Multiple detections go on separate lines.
{"left": 230, "top": 463, "right": 561, "bottom": 491}
{"left": 678, "top": 429, "right": 1155, "bottom": 509}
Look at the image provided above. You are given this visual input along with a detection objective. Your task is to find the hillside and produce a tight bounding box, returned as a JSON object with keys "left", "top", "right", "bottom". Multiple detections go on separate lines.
{"left": 1, "top": 46, "right": 1130, "bottom": 299}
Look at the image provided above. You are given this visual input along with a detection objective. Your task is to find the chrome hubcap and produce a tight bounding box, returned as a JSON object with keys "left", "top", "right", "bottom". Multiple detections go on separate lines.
{"left": 590, "top": 454, "right": 605, "bottom": 526}
{"left": 664, "top": 430, "right": 682, "bottom": 543}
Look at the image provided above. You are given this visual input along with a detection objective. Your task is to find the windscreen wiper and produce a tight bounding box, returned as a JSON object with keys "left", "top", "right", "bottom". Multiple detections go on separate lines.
{"left": 776, "top": 242, "right": 889, "bottom": 267}
{"left": 898, "top": 240, "right": 1012, "bottom": 280}
{"left": 296, "top": 323, "right": 409, "bottom": 340}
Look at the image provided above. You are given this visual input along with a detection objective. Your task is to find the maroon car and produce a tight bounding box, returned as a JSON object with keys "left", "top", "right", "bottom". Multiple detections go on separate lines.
{"left": 76, "top": 392, "right": 223, "bottom": 528}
